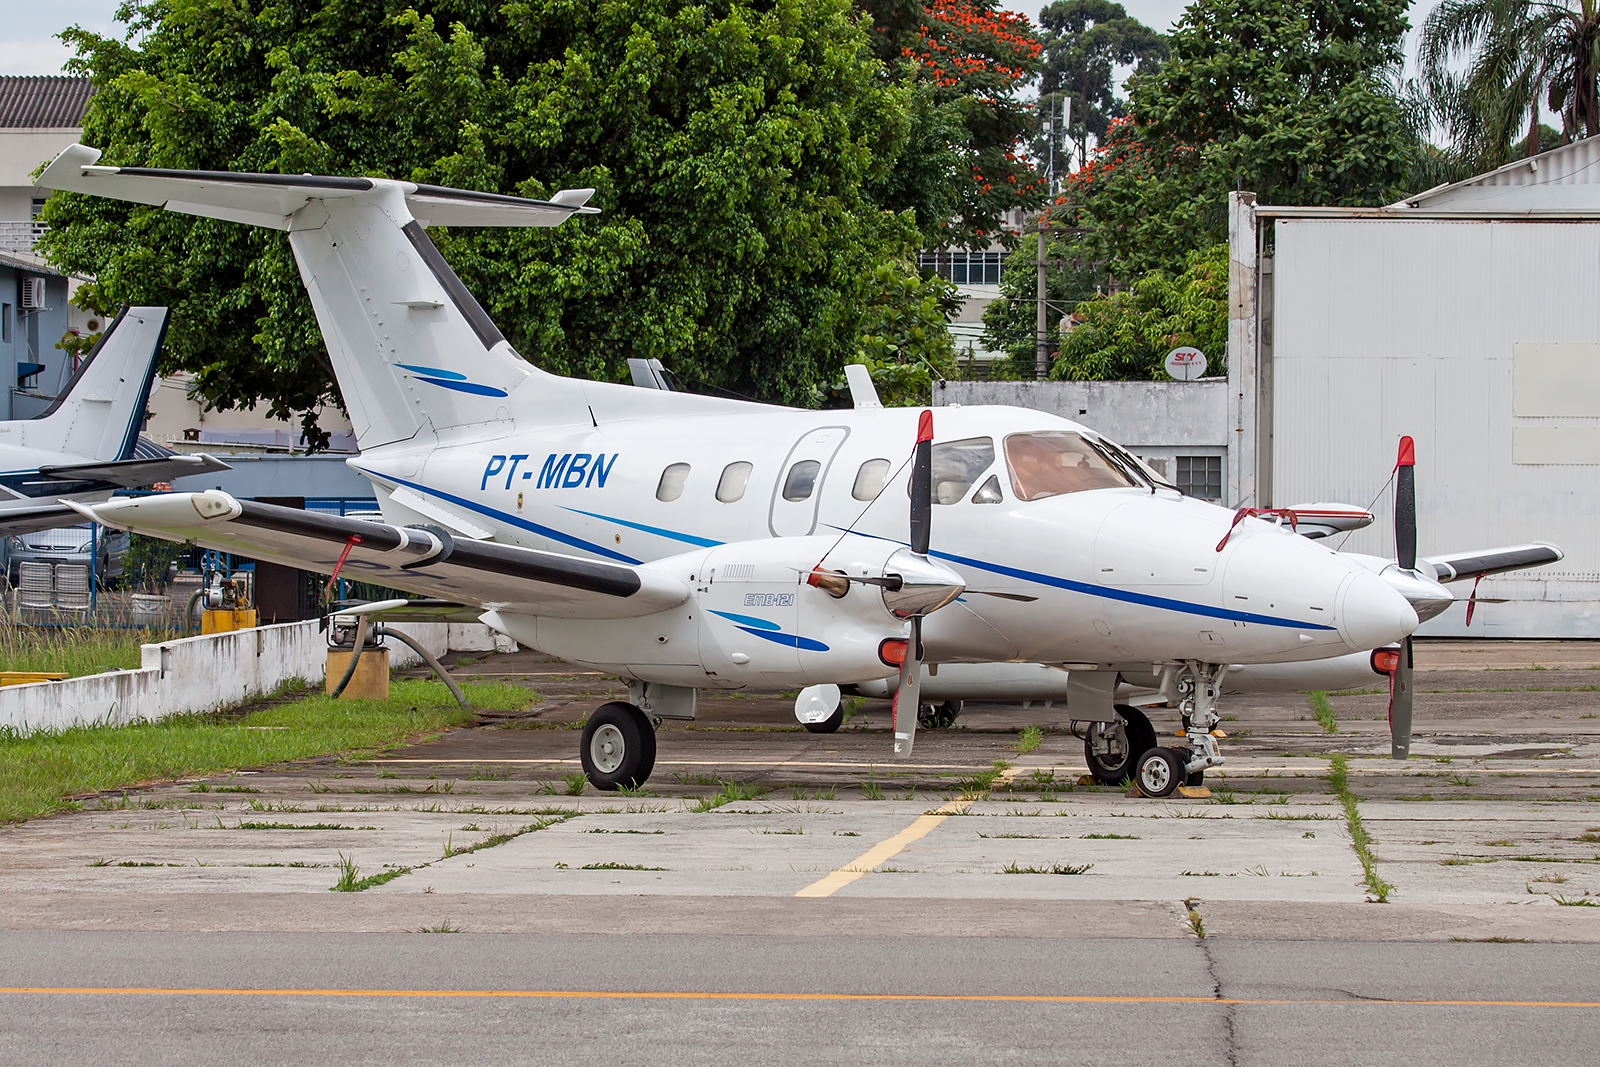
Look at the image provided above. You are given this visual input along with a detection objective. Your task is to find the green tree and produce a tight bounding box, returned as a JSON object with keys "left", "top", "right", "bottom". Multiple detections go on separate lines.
{"left": 823, "top": 259, "right": 958, "bottom": 406}
{"left": 1419, "top": 0, "right": 1600, "bottom": 173}
{"left": 1036, "top": 0, "right": 1167, "bottom": 166}
{"left": 43, "top": 0, "right": 924, "bottom": 444}
{"left": 1050, "top": 243, "right": 1227, "bottom": 381}
{"left": 1063, "top": 0, "right": 1415, "bottom": 279}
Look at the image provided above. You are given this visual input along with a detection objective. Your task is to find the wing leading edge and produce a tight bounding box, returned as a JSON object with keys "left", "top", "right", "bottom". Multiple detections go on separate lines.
{"left": 75, "top": 492, "right": 688, "bottom": 620}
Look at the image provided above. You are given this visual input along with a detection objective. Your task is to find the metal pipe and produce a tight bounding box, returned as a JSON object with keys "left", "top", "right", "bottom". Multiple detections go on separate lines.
{"left": 380, "top": 625, "right": 468, "bottom": 709}
{"left": 329, "top": 614, "right": 370, "bottom": 699}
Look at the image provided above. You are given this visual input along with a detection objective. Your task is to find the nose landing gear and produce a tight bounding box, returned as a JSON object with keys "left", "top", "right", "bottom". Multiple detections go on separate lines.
{"left": 1170, "top": 661, "right": 1227, "bottom": 795}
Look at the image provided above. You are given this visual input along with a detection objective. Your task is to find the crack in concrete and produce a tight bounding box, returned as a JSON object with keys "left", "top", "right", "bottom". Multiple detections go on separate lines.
{"left": 1185, "top": 899, "right": 1240, "bottom": 1067}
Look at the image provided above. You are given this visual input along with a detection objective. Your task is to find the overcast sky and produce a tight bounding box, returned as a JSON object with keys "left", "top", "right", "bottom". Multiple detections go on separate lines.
{"left": 3, "top": 1, "right": 1444, "bottom": 81}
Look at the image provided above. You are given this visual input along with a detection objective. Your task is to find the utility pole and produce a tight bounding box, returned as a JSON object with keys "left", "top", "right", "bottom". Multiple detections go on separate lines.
{"left": 1036, "top": 96, "right": 1068, "bottom": 380}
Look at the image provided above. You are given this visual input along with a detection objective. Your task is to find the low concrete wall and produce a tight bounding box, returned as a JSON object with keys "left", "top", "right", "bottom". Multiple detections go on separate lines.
{"left": 0, "top": 621, "right": 515, "bottom": 737}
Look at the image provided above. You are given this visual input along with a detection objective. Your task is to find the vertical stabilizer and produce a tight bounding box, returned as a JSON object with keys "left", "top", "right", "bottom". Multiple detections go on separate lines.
{"left": 8, "top": 306, "right": 166, "bottom": 462}
{"left": 37, "top": 145, "right": 598, "bottom": 450}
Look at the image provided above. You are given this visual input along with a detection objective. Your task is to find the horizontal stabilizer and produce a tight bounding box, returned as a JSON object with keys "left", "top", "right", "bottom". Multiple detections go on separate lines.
{"left": 1280, "top": 502, "right": 1374, "bottom": 539}
{"left": 38, "top": 144, "right": 598, "bottom": 231}
{"left": 38, "top": 452, "right": 230, "bottom": 488}
{"left": 77, "top": 491, "right": 689, "bottom": 620}
{"left": 0, "top": 502, "right": 89, "bottom": 537}
{"left": 1427, "top": 542, "right": 1564, "bottom": 582}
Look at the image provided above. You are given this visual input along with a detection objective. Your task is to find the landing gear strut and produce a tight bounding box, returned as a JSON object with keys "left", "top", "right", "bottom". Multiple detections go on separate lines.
{"left": 918, "top": 700, "right": 963, "bottom": 730}
{"left": 1170, "top": 661, "right": 1227, "bottom": 787}
{"left": 580, "top": 701, "right": 657, "bottom": 791}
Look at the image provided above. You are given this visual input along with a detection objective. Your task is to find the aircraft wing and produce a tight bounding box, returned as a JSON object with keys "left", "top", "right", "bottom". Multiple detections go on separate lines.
{"left": 1427, "top": 543, "right": 1564, "bottom": 582}
{"left": 75, "top": 491, "right": 689, "bottom": 620}
{"left": 0, "top": 501, "right": 92, "bottom": 537}
{"left": 37, "top": 453, "right": 231, "bottom": 488}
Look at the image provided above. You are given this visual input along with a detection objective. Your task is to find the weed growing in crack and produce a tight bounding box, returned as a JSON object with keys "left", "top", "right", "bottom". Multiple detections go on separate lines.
{"left": 1329, "top": 754, "right": 1393, "bottom": 903}
{"left": 1308, "top": 691, "right": 1337, "bottom": 734}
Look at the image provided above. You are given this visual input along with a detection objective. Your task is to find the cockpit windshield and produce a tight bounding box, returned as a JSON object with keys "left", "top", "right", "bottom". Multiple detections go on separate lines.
{"left": 1004, "top": 431, "right": 1134, "bottom": 501}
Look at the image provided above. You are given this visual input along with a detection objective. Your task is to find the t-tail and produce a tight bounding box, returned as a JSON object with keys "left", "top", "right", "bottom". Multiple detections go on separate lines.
{"left": 36, "top": 145, "right": 598, "bottom": 451}
{"left": 2, "top": 306, "right": 165, "bottom": 465}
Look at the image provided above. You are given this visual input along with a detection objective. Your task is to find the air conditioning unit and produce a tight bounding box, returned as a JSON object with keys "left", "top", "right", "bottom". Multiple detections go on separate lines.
{"left": 20, "top": 276, "right": 47, "bottom": 310}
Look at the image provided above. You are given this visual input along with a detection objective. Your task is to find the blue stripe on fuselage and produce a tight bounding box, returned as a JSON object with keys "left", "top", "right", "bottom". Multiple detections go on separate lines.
{"left": 821, "top": 525, "right": 1335, "bottom": 632}
{"left": 354, "top": 468, "right": 642, "bottom": 564}
{"left": 561, "top": 507, "right": 723, "bottom": 549}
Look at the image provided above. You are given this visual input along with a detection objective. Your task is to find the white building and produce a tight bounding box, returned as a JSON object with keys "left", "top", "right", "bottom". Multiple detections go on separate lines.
{"left": 945, "top": 139, "right": 1600, "bottom": 637}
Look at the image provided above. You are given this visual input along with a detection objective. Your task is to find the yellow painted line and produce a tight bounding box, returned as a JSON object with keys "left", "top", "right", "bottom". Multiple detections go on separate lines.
{"left": 360, "top": 758, "right": 997, "bottom": 771}
{"left": 0, "top": 987, "right": 1597, "bottom": 1008}
{"left": 795, "top": 766, "right": 1023, "bottom": 898}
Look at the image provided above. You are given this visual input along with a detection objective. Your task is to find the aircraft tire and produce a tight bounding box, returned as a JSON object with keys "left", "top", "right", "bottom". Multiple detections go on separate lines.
{"left": 580, "top": 702, "right": 657, "bottom": 791}
{"left": 804, "top": 704, "right": 844, "bottom": 734}
{"left": 1135, "top": 747, "right": 1185, "bottom": 799}
{"left": 1084, "top": 706, "right": 1156, "bottom": 786}
{"left": 917, "top": 700, "right": 963, "bottom": 730}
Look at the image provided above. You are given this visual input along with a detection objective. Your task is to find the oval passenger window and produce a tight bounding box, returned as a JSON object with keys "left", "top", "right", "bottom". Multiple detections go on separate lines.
{"left": 656, "top": 463, "right": 690, "bottom": 502}
{"left": 852, "top": 458, "right": 891, "bottom": 501}
{"left": 782, "top": 459, "right": 821, "bottom": 501}
{"left": 716, "top": 461, "right": 753, "bottom": 503}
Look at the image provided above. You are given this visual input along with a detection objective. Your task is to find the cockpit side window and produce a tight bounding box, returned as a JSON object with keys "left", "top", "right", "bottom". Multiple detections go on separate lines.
{"left": 919, "top": 436, "right": 995, "bottom": 505}
{"left": 1004, "top": 432, "right": 1133, "bottom": 501}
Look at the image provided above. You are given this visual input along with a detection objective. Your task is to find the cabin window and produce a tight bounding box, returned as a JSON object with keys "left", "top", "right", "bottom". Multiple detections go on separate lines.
{"left": 851, "top": 458, "right": 891, "bottom": 501}
{"left": 656, "top": 463, "right": 690, "bottom": 502}
{"left": 716, "top": 461, "right": 752, "bottom": 503}
{"left": 971, "top": 474, "right": 1003, "bottom": 504}
{"left": 922, "top": 437, "right": 995, "bottom": 505}
{"left": 1004, "top": 431, "right": 1132, "bottom": 501}
{"left": 782, "top": 459, "right": 821, "bottom": 501}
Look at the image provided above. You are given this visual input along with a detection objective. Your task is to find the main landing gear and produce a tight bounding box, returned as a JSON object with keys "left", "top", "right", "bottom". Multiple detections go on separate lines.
{"left": 580, "top": 701, "right": 658, "bottom": 791}
{"left": 1082, "top": 662, "right": 1229, "bottom": 795}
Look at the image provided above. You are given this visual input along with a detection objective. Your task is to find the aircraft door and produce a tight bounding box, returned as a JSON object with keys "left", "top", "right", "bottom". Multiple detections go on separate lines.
{"left": 768, "top": 426, "right": 850, "bottom": 537}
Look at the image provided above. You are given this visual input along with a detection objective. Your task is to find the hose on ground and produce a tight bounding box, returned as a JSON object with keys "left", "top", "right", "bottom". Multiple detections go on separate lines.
{"left": 382, "top": 625, "right": 468, "bottom": 709}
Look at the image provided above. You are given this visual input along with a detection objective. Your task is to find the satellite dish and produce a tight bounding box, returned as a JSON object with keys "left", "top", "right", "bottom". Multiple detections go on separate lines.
{"left": 1164, "top": 346, "right": 1207, "bottom": 381}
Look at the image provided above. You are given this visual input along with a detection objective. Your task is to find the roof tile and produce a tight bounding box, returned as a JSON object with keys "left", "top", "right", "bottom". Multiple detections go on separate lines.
{"left": 0, "top": 76, "right": 94, "bottom": 129}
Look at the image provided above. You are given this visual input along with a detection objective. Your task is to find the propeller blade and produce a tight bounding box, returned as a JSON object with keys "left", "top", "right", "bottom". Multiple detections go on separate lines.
{"left": 1390, "top": 635, "right": 1414, "bottom": 759}
{"left": 1395, "top": 436, "right": 1417, "bottom": 572}
{"left": 893, "top": 617, "right": 923, "bottom": 757}
{"left": 910, "top": 409, "right": 933, "bottom": 556}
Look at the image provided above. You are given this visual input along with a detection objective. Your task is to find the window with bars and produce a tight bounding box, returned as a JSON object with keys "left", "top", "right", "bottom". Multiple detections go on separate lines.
{"left": 1175, "top": 456, "right": 1223, "bottom": 501}
{"left": 918, "top": 250, "right": 1003, "bottom": 286}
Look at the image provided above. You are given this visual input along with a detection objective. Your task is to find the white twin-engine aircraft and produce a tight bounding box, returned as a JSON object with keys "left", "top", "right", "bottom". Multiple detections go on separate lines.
{"left": 0, "top": 306, "right": 228, "bottom": 536}
{"left": 36, "top": 144, "right": 1504, "bottom": 796}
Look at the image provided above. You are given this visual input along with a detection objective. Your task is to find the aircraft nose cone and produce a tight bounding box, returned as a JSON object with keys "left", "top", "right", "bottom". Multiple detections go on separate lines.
{"left": 1338, "top": 569, "right": 1418, "bottom": 650}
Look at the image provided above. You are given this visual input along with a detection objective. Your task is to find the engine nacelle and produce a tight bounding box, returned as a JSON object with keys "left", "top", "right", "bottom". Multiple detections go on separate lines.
{"left": 491, "top": 534, "right": 958, "bottom": 690}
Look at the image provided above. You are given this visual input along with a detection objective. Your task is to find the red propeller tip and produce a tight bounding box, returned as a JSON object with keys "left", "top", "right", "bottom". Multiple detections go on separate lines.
{"left": 916, "top": 409, "right": 933, "bottom": 444}
{"left": 1396, "top": 436, "right": 1415, "bottom": 468}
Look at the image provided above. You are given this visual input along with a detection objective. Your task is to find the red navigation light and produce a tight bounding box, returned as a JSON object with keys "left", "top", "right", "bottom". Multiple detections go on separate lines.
{"left": 1371, "top": 647, "right": 1402, "bottom": 675}
{"left": 878, "top": 638, "right": 909, "bottom": 668}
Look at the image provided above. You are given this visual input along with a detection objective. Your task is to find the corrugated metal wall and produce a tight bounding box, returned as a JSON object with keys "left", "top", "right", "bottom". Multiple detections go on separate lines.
{"left": 1272, "top": 217, "right": 1600, "bottom": 637}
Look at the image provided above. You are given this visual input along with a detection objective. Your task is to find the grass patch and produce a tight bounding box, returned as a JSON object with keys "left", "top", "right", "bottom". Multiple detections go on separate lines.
{"left": 581, "top": 862, "right": 667, "bottom": 871}
{"left": 418, "top": 920, "right": 462, "bottom": 933}
{"left": 1014, "top": 725, "right": 1044, "bottom": 754}
{"left": 688, "top": 781, "right": 769, "bottom": 812}
{"left": 1308, "top": 691, "right": 1338, "bottom": 734}
{"left": 1184, "top": 898, "right": 1206, "bottom": 938}
{"left": 0, "top": 679, "right": 530, "bottom": 825}
{"left": 0, "top": 624, "right": 176, "bottom": 678}
{"left": 442, "top": 819, "right": 562, "bottom": 859}
{"left": 329, "top": 853, "right": 413, "bottom": 892}
{"left": 1330, "top": 754, "right": 1393, "bottom": 903}
{"left": 1081, "top": 833, "right": 1140, "bottom": 840}
{"left": 1001, "top": 861, "right": 1093, "bottom": 875}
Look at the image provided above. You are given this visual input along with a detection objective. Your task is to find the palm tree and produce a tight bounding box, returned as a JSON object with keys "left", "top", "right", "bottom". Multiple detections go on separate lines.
{"left": 1420, "top": 0, "right": 1600, "bottom": 172}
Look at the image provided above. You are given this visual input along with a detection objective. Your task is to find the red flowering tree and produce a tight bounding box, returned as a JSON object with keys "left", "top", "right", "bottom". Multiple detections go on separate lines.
{"left": 862, "top": 0, "right": 1045, "bottom": 247}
